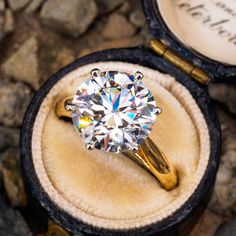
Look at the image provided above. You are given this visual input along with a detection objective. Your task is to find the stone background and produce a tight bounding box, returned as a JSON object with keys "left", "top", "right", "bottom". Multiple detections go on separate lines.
{"left": 0, "top": 0, "right": 236, "bottom": 235}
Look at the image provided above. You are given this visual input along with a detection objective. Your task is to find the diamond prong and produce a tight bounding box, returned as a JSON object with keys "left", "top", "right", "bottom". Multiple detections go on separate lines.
{"left": 154, "top": 107, "right": 162, "bottom": 114}
{"left": 91, "top": 68, "right": 100, "bottom": 78}
{"left": 131, "top": 145, "right": 139, "bottom": 153}
{"left": 65, "top": 103, "right": 77, "bottom": 112}
{"left": 134, "top": 71, "right": 144, "bottom": 80}
{"left": 85, "top": 143, "right": 95, "bottom": 150}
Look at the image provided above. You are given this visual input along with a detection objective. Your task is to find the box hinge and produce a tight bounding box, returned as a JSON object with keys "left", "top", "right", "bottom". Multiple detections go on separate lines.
{"left": 149, "top": 39, "right": 210, "bottom": 85}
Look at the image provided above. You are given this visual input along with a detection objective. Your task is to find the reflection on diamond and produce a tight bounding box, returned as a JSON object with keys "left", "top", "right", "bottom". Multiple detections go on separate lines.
{"left": 72, "top": 71, "right": 159, "bottom": 153}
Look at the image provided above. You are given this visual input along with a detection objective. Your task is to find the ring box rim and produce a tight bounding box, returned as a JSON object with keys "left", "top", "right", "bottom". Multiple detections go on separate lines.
{"left": 20, "top": 47, "right": 221, "bottom": 235}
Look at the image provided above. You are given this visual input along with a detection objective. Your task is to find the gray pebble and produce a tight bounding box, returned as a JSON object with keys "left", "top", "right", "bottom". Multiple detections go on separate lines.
{"left": 7, "top": 0, "right": 31, "bottom": 12}
{"left": 40, "top": 0, "right": 98, "bottom": 37}
{"left": 0, "top": 0, "right": 5, "bottom": 13}
{"left": 25, "top": 0, "right": 44, "bottom": 13}
{"left": 0, "top": 194, "right": 31, "bottom": 236}
{"left": 0, "top": 81, "right": 32, "bottom": 127}
{"left": 1, "top": 37, "right": 39, "bottom": 90}
{"left": 129, "top": 10, "right": 145, "bottom": 28}
{"left": 215, "top": 219, "right": 236, "bottom": 236}
{"left": 102, "top": 13, "right": 136, "bottom": 40}
{"left": 0, "top": 126, "right": 19, "bottom": 151}
{"left": 209, "top": 83, "right": 236, "bottom": 115}
{"left": 96, "top": 0, "right": 124, "bottom": 15}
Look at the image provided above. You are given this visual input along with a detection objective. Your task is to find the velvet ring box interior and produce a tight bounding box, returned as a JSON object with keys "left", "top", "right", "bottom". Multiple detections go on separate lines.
{"left": 20, "top": 0, "right": 236, "bottom": 235}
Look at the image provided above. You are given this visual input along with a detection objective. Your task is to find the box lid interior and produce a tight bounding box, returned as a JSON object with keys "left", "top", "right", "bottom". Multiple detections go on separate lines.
{"left": 142, "top": 0, "right": 236, "bottom": 82}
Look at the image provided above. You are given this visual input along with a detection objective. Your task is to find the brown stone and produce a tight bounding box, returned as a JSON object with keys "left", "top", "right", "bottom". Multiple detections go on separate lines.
{"left": 189, "top": 210, "right": 222, "bottom": 236}
{"left": 0, "top": 148, "right": 27, "bottom": 207}
{"left": 102, "top": 13, "right": 136, "bottom": 40}
{"left": 0, "top": 80, "right": 32, "bottom": 127}
{"left": 25, "top": 0, "right": 45, "bottom": 13}
{"left": 8, "top": 0, "right": 31, "bottom": 12}
{"left": 40, "top": 0, "right": 97, "bottom": 37}
{"left": 47, "top": 222, "right": 70, "bottom": 236}
{"left": 209, "top": 83, "right": 236, "bottom": 115}
{"left": 1, "top": 37, "right": 40, "bottom": 90}
{"left": 96, "top": 0, "right": 124, "bottom": 15}
{"left": 3, "top": 8, "right": 14, "bottom": 34}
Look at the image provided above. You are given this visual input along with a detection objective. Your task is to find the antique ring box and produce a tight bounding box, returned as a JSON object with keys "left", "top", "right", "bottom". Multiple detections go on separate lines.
{"left": 20, "top": 0, "right": 236, "bottom": 235}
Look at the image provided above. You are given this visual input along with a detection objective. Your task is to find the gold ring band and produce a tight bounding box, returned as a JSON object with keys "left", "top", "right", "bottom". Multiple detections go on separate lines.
{"left": 55, "top": 97, "right": 178, "bottom": 190}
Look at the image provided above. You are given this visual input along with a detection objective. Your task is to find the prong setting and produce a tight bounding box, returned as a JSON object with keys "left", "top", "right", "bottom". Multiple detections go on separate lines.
{"left": 154, "top": 107, "right": 162, "bottom": 115}
{"left": 85, "top": 142, "right": 95, "bottom": 150}
{"left": 65, "top": 103, "right": 77, "bottom": 112}
{"left": 131, "top": 145, "right": 139, "bottom": 153}
{"left": 91, "top": 68, "right": 100, "bottom": 78}
{"left": 134, "top": 71, "right": 144, "bottom": 80}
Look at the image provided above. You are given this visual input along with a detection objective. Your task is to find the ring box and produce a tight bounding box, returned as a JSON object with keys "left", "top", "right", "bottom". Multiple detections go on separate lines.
{"left": 20, "top": 0, "right": 236, "bottom": 235}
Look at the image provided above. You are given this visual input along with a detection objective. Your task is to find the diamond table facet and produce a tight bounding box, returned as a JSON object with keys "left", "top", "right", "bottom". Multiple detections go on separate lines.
{"left": 72, "top": 71, "right": 159, "bottom": 153}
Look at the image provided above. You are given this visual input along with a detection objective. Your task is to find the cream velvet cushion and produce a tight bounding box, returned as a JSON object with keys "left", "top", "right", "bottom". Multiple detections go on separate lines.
{"left": 31, "top": 62, "right": 210, "bottom": 230}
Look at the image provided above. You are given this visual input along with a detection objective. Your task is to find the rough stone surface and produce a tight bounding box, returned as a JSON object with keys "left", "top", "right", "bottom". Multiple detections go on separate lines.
{"left": 0, "top": 126, "right": 19, "bottom": 151}
{"left": 209, "top": 83, "right": 236, "bottom": 115}
{"left": 3, "top": 8, "right": 14, "bottom": 33}
{"left": 215, "top": 219, "right": 236, "bottom": 236}
{"left": 8, "top": 0, "right": 31, "bottom": 12}
{"left": 0, "top": 195, "right": 32, "bottom": 236}
{"left": 46, "top": 222, "right": 70, "bottom": 236}
{"left": 102, "top": 13, "right": 136, "bottom": 39}
{"left": 40, "top": 0, "right": 97, "bottom": 37}
{"left": 0, "top": 8, "right": 14, "bottom": 41}
{"left": 1, "top": 37, "right": 39, "bottom": 90}
{"left": 25, "top": 0, "right": 45, "bottom": 13}
{"left": 0, "top": 81, "right": 32, "bottom": 127}
{"left": 209, "top": 106, "right": 236, "bottom": 218}
{"left": 51, "top": 47, "right": 76, "bottom": 72}
{"left": 96, "top": 0, "right": 124, "bottom": 15}
{"left": 189, "top": 210, "right": 222, "bottom": 236}
{"left": 129, "top": 10, "right": 145, "bottom": 28}
{"left": 0, "top": 148, "right": 27, "bottom": 207}
{"left": 0, "top": 0, "right": 5, "bottom": 13}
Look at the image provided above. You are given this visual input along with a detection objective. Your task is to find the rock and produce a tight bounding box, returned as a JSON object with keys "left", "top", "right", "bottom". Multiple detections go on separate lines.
{"left": 0, "top": 194, "right": 31, "bottom": 236}
{"left": 7, "top": 0, "right": 31, "bottom": 12}
{"left": 0, "top": 126, "right": 19, "bottom": 151}
{"left": 0, "top": 148, "right": 27, "bottom": 207}
{"left": 47, "top": 222, "right": 70, "bottom": 236}
{"left": 117, "top": 1, "right": 131, "bottom": 15}
{"left": 209, "top": 106, "right": 236, "bottom": 217}
{"left": 0, "top": 0, "right": 5, "bottom": 13}
{"left": 25, "top": 0, "right": 44, "bottom": 13}
{"left": 189, "top": 210, "right": 222, "bottom": 236}
{"left": 0, "top": 8, "right": 14, "bottom": 41}
{"left": 0, "top": 81, "right": 32, "bottom": 127}
{"left": 96, "top": 0, "right": 124, "bottom": 15}
{"left": 209, "top": 83, "right": 236, "bottom": 115}
{"left": 40, "top": 0, "right": 97, "bottom": 37}
{"left": 79, "top": 36, "right": 143, "bottom": 57}
{"left": 3, "top": 8, "right": 14, "bottom": 34}
{"left": 102, "top": 13, "right": 136, "bottom": 40}
{"left": 52, "top": 47, "right": 76, "bottom": 72}
{"left": 1, "top": 37, "right": 39, "bottom": 90}
{"left": 129, "top": 10, "right": 145, "bottom": 28}
{"left": 0, "top": 15, "right": 4, "bottom": 41}
{"left": 215, "top": 219, "right": 236, "bottom": 236}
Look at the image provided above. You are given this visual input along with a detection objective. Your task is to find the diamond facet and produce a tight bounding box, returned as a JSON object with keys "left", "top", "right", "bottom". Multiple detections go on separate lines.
{"left": 72, "top": 71, "right": 159, "bottom": 153}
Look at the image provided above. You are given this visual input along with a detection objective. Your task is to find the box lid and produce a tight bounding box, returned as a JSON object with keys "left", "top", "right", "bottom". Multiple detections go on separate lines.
{"left": 142, "top": 0, "right": 236, "bottom": 83}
